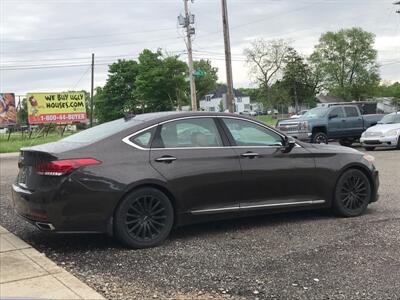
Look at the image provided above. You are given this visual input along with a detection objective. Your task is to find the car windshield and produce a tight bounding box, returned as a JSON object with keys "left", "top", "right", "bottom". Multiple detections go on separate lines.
{"left": 302, "top": 107, "right": 329, "bottom": 119}
{"left": 62, "top": 117, "right": 142, "bottom": 143}
{"left": 377, "top": 113, "right": 400, "bottom": 124}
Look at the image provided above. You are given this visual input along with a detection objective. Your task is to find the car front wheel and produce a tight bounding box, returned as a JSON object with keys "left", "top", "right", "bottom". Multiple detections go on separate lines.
{"left": 312, "top": 132, "right": 328, "bottom": 144}
{"left": 114, "top": 187, "right": 174, "bottom": 248}
{"left": 333, "top": 169, "right": 371, "bottom": 217}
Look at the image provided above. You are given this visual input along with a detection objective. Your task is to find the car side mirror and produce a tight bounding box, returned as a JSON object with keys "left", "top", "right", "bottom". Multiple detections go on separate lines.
{"left": 281, "top": 136, "right": 296, "bottom": 153}
{"left": 329, "top": 113, "right": 338, "bottom": 119}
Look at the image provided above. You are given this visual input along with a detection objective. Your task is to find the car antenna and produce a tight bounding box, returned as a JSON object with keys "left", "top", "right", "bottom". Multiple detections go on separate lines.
{"left": 124, "top": 112, "right": 136, "bottom": 121}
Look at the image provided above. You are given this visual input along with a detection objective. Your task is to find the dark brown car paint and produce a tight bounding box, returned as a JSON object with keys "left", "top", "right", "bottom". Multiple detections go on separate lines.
{"left": 12, "top": 112, "right": 379, "bottom": 234}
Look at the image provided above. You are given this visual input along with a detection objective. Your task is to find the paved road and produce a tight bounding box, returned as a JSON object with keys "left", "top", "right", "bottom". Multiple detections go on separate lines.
{"left": 1, "top": 148, "right": 399, "bottom": 299}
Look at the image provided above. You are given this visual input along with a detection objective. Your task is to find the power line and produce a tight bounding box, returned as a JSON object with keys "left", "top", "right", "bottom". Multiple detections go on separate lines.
{"left": 72, "top": 65, "right": 91, "bottom": 89}
{"left": 2, "top": 28, "right": 177, "bottom": 43}
{"left": 1, "top": 36, "right": 182, "bottom": 55}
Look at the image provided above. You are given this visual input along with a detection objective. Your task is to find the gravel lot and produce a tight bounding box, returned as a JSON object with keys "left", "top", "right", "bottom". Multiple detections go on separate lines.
{"left": 1, "top": 147, "right": 399, "bottom": 299}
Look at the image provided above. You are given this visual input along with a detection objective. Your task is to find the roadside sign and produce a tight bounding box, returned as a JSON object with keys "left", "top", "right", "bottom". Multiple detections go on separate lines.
{"left": 27, "top": 92, "right": 87, "bottom": 124}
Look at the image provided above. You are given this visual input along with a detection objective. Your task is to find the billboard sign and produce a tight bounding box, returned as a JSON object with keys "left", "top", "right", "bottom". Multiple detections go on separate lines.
{"left": 27, "top": 92, "right": 87, "bottom": 124}
{"left": 0, "top": 93, "right": 17, "bottom": 126}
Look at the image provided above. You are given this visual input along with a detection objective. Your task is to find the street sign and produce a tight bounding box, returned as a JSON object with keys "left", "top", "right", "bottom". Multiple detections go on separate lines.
{"left": 193, "top": 69, "right": 206, "bottom": 77}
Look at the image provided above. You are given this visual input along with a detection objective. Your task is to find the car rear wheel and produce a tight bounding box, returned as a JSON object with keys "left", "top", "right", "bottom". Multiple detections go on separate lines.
{"left": 312, "top": 132, "right": 328, "bottom": 144}
{"left": 333, "top": 169, "right": 371, "bottom": 217}
{"left": 114, "top": 187, "right": 174, "bottom": 248}
{"left": 397, "top": 136, "right": 400, "bottom": 149}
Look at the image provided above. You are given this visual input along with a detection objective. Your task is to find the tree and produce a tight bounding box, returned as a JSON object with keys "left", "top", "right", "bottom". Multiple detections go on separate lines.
{"left": 193, "top": 59, "right": 218, "bottom": 102}
{"left": 310, "top": 27, "right": 380, "bottom": 100}
{"left": 238, "top": 87, "right": 262, "bottom": 103}
{"left": 94, "top": 59, "right": 139, "bottom": 123}
{"left": 244, "top": 39, "right": 290, "bottom": 104}
{"left": 280, "top": 48, "right": 317, "bottom": 111}
{"left": 16, "top": 98, "right": 28, "bottom": 125}
{"left": 135, "top": 49, "right": 187, "bottom": 112}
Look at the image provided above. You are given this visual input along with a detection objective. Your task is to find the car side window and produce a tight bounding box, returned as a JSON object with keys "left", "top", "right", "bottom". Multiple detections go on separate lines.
{"left": 222, "top": 118, "right": 283, "bottom": 147}
{"left": 344, "top": 106, "right": 359, "bottom": 117}
{"left": 329, "top": 107, "right": 345, "bottom": 118}
{"left": 129, "top": 127, "right": 156, "bottom": 149}
{"left": 157, "top": 118, "right": 223, "bottom": 148}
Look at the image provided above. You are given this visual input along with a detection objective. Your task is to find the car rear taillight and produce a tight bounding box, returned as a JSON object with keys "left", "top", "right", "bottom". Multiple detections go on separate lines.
{"left": 35, "top": 158, "right": 101, "bottom": 176}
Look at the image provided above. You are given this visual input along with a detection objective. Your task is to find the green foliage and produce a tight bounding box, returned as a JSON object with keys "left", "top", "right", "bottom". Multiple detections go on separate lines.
{"left": 17, "top": 98, "right": 28, "bottom": 125}
{"left": 279, "top": 48, "right": 318, "bottom": 109}
{"left": 310, "top": 27, "right": 380, "bottom": 100}
{"left": 94, "top": 59, "right": 139, "bottom": 123}
{"left": 135, "top": 49, "right": 187, "bottom": 112}
{"left": 374, "top": 82, "right": 400, "bottom": 98}
{"left": 94, "top": 50, "right": 219, "bottom": 123}
{"left": 193, "top": 59, "right": 218, "bottom": 101}
{"left": 0, "top": 132, "right": 74, "bottom": 153}
{"left": 218, "top": 100, "right": 224, "bottom": 112}
{"left": 238, "top": 88, "right": 262, "bottom": 103}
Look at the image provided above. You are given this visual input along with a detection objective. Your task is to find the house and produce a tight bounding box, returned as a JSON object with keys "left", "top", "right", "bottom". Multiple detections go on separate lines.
{"left": 369, "top": 97, "right": 398, "bottom": 113}
{"left": 199, "top": 85, "right": 252, "bottom": 113}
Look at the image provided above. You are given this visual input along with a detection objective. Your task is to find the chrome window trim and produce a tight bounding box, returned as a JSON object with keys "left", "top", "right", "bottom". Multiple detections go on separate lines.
{"left": 121, "top": 124, "right": 159, "bottom": 150}
{"left": 191, "top": 199, "right": 325, "bottom": 215}
{"left": 121, "top": 115, "right": 300, "bottom": 151}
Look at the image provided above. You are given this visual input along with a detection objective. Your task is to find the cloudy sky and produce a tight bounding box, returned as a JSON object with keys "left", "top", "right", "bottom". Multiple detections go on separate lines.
{"left": 1, "top": 0, "right": 399, "bottom": 96}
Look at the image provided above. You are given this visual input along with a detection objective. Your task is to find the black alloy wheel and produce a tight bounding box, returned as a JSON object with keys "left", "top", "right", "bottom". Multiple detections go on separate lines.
{"left": 114, "top": 187, "right": 174, "bottom": 248}
{"left": 333, "top": 169, "right": 371, "bottom": 217}
{"left": 312, "top": 132, "right": 328, "bottom": 144}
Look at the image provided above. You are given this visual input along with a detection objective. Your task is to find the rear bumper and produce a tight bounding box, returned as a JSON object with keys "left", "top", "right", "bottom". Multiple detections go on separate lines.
{"left": 12, "top": 180, "right": 111, "bottom": 233}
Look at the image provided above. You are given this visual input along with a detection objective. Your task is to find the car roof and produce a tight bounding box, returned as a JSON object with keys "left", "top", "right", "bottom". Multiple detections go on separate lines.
{"left": 132, "top": 111, "right": 250, "bottom": 124}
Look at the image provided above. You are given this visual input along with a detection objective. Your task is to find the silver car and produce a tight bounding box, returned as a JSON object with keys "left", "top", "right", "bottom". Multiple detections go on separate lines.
{"left": 360, "top": 111, "right": 400, "bottom": 150}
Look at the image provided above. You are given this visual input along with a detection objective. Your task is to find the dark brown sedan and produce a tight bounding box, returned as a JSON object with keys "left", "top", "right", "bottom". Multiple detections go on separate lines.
{"left": 12, "top": 112, "right": 379, "bottom": 248}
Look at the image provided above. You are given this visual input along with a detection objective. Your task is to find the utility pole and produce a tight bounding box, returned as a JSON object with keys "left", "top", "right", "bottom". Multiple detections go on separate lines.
{"left": 179, "top": 0, "right": 197, "bottom": 111}
{"left": 90, "top": 53, "right": 94, "bottom": 127}
{"left": 221, "top": 0, "right": 234, "bottom": 113}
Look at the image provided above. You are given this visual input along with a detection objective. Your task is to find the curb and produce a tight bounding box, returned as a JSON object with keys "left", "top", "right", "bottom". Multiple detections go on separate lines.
{"left": 0, "top": 225, "right": 105, "bottom": 299}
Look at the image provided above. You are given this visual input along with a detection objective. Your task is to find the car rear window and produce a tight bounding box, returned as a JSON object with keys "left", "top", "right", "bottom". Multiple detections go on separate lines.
{"left": 62, "top": 118, "right": 142, "bottom": 143}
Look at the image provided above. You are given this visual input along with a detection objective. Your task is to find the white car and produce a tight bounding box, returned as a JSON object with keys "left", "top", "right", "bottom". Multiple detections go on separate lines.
{"left": 290, "top": 110, "right": 309, "bottom": 119}
{"left": 360, "top": 111, "right": 400, "bottom": 151}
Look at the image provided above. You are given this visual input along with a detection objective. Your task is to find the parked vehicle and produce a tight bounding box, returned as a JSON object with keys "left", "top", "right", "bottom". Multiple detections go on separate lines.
{"left": 13, "top": 112, "right": 379, "bottom": 248}
{"left": 290, "top": 110, "right": 309, "bottom": 119}
{"left": 360, "top": 111, "right": 400, "bottom": 151}
{"left": 276, "top": 105, "right": 384, "bottom": 146}
{"left": 239, "top": 110, "right": 257, "bottom": 116}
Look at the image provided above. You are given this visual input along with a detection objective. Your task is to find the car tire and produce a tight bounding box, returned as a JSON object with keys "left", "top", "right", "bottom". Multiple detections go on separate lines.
{"left": 339, "top": 138, "right": 354, "bottom": 147}
{"left": 397, "top": 135, "right": 400, "bottom": 150}
{"left": 114, "top": 187, "right": 174, "bottom": 249}
{"left": 312, "top": 132, "right": 328, "bottom": 144}
{"left": 333, "top": 169, "right": 371, "bottom": 217}
{"left": 363, "top": 146, "right": 375, "bottom": 151}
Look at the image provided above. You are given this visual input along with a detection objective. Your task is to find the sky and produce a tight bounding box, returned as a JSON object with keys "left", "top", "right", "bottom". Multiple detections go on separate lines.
{"left": 1, "top": 0, "right": 399, "bottom": 97}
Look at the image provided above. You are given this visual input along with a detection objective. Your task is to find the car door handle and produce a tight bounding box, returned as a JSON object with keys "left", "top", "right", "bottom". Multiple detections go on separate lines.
{"left": 341, "top": 119, "right": 346, "bottom": 122}
{"left": 240, "top": 152, "right": 259, "bottom": 158}
{"left": 155, "top": 156, "right": 177, "bottom": 163}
